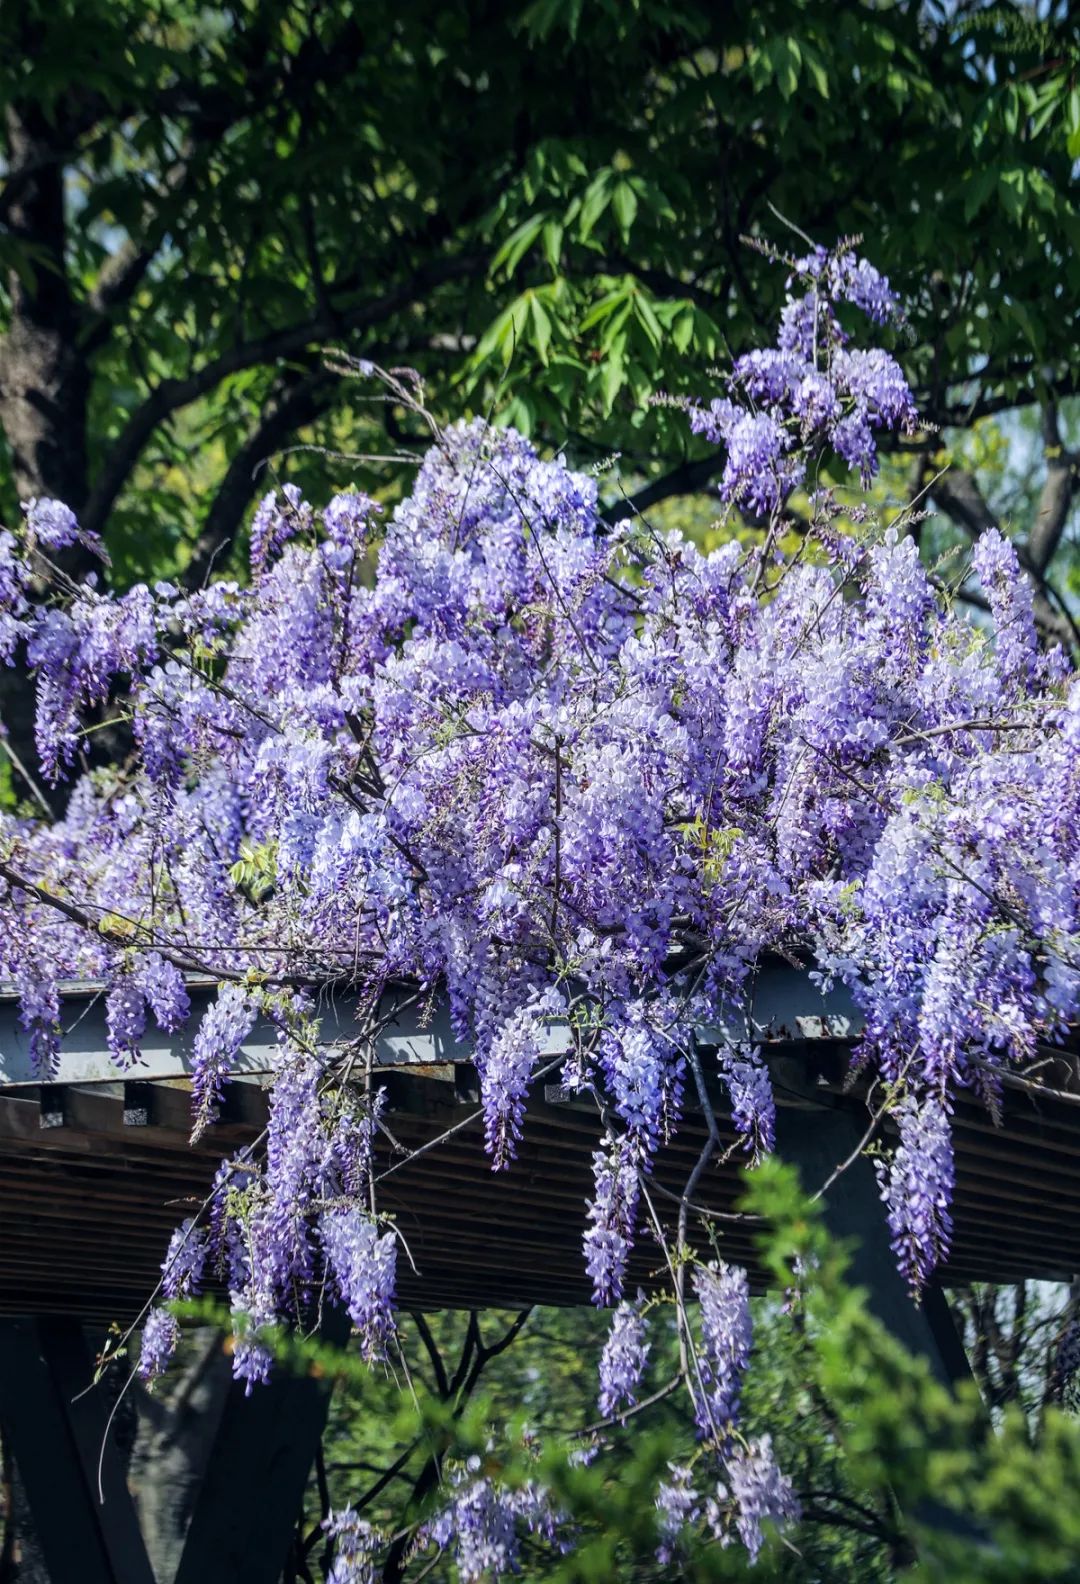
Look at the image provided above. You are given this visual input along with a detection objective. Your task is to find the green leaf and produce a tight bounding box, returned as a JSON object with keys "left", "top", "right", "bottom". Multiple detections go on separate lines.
{"left": 632, "top": 292, "right": 664, "bottom": 353}
{"left": 804, "top": 47, "right": 830, "bottom": 100}
{"left": 963, "top": 166, "right": 997, "bottom": 222}
{"left": 519, "top": 0, "right": 582, "bottom": 43}
{"left": 671, "top": 305, "right": 695, "bottom": 354}
{"left": 1067, "top": 85, "right": 1080, "bottom": 159}
{"left": 578, "top": 284, "right": 631, "bottom": 334}
{"left": 599, "top": 351, "right": 624, "bottom": 417}
{"left": 491, "top": 214, "right": 546, "bottom": 278}
{"left": 1003, "top": 85, "right": 1020, "bottom": 138}
{"left": 770, "top": 36, "right": 802, "bottom": 101}
{"left": 541, "top": 219, "right": 564, "bottom": 272}
{"left": 577, "top": 171, "right": 614, "bottom": 242}
{"left": 997, "top": 166, "right": 1027, "bottom": 224}
{"left": 599, "top": 301, "right": 633, "bottom": 351}
{"left": 611, "top": 180, "right": 638, "bottom": 242}
{"left": 529, "top": 293, "right": 553, "bottom": 364}
{"left": 471, "top": 302, "right": 518, "bottom": 365}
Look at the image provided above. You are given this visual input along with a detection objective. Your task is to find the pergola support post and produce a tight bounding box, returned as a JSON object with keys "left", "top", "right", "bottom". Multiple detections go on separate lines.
{"left": 775, "top": 1098, "right": 971, "bottom": 1387}
{"left": 173, "top": 1307, "right": 351, "bottom": 1584}
{"left": 0, "top": 1317, "right": 155, "bottom": 1584}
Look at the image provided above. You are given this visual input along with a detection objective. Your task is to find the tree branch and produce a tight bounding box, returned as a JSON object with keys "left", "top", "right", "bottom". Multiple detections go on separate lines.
{"left": 181, "top": 364, "right": 340, "bottom": 587}
{"left": 928, "top": 467, "right": 994, "bottom": 543}
{"left": 80, "top": 251, "right": 484, "bottom": 541}
{"left": 1029, "top": 403, "right": 1080, "bottom": 575}
{"left": 602, "top": 454, "right": 723, "bottom": 526}
{"left": 410, "top": 1312, "right": 449, "bottom": 1400}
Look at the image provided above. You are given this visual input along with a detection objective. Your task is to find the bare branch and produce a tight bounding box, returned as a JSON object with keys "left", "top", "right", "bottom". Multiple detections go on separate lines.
{"left": 409, "top": 1312, "right": 449, "bottom": 1399}
{"left": 929, "top": 467, "right": 996, "bottom": 543}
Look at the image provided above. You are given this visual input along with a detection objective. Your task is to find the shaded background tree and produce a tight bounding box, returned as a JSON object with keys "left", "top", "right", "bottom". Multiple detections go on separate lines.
{"left": 2, "top": 0, "right": 1078, "bottom": 586}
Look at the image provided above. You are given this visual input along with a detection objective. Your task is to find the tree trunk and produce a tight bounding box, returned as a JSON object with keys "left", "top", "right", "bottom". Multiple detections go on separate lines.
{"left": 0, "top": 101, "right": 96, "bottom": 810}
{"left": 0, "top": 104, "right": 89, "bottom": 514}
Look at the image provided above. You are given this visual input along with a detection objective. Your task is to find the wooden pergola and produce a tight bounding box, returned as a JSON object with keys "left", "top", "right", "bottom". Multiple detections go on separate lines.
{"left": 0, "top": 967, "right": 1076, "bottom": 1583}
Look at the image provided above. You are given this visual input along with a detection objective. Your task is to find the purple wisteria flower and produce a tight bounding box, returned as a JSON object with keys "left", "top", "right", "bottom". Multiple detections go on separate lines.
{"left": 140, "top": 954, "right": 191, "bottom": 1032}
{"left": 229, "top": 1280, "right": 276, "bottom": 1394}
{"left": 878, "top": 1093, "right": 955, "bottom": 1295}
{"left": 829, "top": 250, "right": 900, "bottom": 323}
{"left": 190, "top": 984, "right": 256, "bottom": 1141}
{"left": 972, "top": 527, "right": 1038, "bottom": 690}
{"left": 2, "top": 232, "right": 1078, "bottom": 1556}
{"left": 421, "top": 1461, "right": 562, "bottom": 1583}
{"left": 716, "top": 1044, "right": 775, "bottom": 1162}
{"left": 139, "top": 1306, "right": 181, "bottom": 1383}
{"left": 655, "top": 1463, "right": 700, "bottom": 1564}
{"left": 323, "top": 1509, "right": 384, "bottom": 1584}
{"left": 707, "top": 1435, "right": 800, "bottom": 1563}
{"left": 584, "top": 1135, "right": 640, "bottom": 1307}
{"left": 320, "top": 1209, "right": 397, "bottom": 1361}
{"left": 479, "top": 1003, "right": 545, "bottom": 1168}
{"left": 0, "top": 530, "right": 30, "bottom": 664}
{"left": 22, "top": 497, "right": 107, "bottom": 561}
{"left": 597, "top": 1295, "right": 650, "bottom": 1421}
{"left": 106, "top": 980, "right": 147, "bottom": 1067}
{"left": 15, "top": 969, "right": 61, "bottom": 1079}
{"left": 250, "top": 483, "right": 312, "bottom": 574}
{"left": 691, "top": 243, "right": 917, "bottom": 511}
{"left": 692, "top": 1260, "right": 752, "bottom": 1442}
{"left": 322, "top": 491, "right": 381, "bottom": 553}
{"left": 601, "top": 1016, "right": 668, "bottom": 1154}
{"left": 161, "top": 1217, "right": 207, "bottom": 1300}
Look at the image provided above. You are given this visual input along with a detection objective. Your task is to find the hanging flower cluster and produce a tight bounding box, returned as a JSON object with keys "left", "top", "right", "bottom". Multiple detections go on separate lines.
{"left": 1, "top": 240, "right": 1077, "bottom": 1569}
{"left": 417, "top": 1457, "right": 564, "bottom": 1583}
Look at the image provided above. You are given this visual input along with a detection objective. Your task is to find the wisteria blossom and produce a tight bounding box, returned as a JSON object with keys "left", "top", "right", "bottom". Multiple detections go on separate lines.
{"left": 716, "top": 1044, "right": 775, "bottom": 1162}
{"left": 419, "top": 1460, "right": 563, "bottom": 1582}
{"left": 692, "top": 1261, "right": 753, "bottom": 1442}
{"left": 707, "top": 1436, "right": 801, "bottom": 1562}
{"left": 322, "top": 1509, "right": 384, "bottom": 1584}
{"left": 0, "top": 240, "right": 1075, "bottom": 1563}
{"left": 655, "top": 1463, "right": 700, "bottom": 1564}
{"left": 320, "top": 1209, "right": 397, "bottom": 1362}
{"left": 583, "top": 1135, "right": 641, "bottom": 1306}
{"left": 597, "top": 1295, "right": 650, "bottom": 1421}
{"left": 877, "top": 1093, "right": 955, "bottom": 1295}
{"left": 139, "top": 1306, "right": 181, "bottom": 1383}
{"left": 161, "top": 1218, "right": 208, "bottom": 1300}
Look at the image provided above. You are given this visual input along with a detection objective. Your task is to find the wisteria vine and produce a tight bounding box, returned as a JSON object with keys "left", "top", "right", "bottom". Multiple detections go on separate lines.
{"left": 0, "top": 239, "right": 1077, "bottom": 1571}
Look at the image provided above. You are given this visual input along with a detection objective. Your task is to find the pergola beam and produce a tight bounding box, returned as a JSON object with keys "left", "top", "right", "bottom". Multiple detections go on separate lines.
{"left": 0, "top": 965, "right": 861, "bottom": 1087}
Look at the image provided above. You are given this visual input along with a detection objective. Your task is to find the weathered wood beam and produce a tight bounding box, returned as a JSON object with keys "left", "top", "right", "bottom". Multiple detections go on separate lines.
{"left": 774, "top": 1099, "right": 970, "bottom": 1389}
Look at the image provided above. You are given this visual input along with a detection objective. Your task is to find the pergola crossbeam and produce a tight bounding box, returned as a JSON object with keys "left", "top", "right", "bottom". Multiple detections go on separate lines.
{"left": 0, "top": 964, "right": 862, "bottom": 1087}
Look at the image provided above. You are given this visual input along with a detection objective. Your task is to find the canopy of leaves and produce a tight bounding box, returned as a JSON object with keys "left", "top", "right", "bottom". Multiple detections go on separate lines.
{"left": 2, "top": 0, "right": 1079, "bottom": 580}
